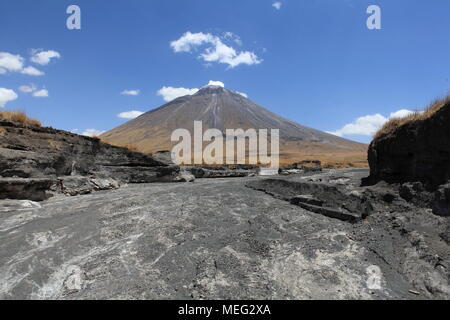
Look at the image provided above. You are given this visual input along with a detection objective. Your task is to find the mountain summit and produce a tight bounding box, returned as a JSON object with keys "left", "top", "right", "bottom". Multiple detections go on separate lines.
{"left": 101, "top": 86, "right": 367, "bottom": 166}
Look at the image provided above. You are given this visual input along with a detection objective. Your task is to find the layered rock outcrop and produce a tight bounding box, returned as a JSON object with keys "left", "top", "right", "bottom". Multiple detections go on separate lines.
{"left": 366, "top": 97, "right": 450, "bottom": 216}
{"left": 0, "top": 121, "right": 188, "bottom": 200}
{"left": 366, "top": 98, "right": 450, "bottom": 188}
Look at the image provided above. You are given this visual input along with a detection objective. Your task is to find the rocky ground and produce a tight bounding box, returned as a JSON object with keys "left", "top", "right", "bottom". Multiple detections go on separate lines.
{"left": 1, "top": 169, "right": 448, "bottom": 300}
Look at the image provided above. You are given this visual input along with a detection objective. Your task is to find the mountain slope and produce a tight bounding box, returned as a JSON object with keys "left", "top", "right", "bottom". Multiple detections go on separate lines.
{"left": 101, "top": 85, "right": 367, "bottom": 167}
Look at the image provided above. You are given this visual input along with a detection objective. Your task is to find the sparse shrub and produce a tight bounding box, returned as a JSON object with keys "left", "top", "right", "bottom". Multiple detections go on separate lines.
{"left": 0, "top": 110, "right": 42, "bottom": 127}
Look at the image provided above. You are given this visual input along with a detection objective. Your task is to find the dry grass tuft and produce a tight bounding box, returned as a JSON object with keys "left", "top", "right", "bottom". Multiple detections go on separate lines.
{"left": 0, "top": 110, "right": 42, "bottom": 127}
{"left": 374, "top": 95, "right": 450, "bottom": 140}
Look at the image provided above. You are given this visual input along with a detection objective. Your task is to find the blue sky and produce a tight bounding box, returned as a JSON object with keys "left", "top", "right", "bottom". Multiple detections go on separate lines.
{"left": 1, "top": 0, "right": 449, "bottom": 143}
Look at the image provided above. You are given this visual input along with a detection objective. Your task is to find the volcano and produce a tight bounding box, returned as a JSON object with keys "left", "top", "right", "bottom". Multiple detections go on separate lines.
{"left": 101, "top": 85, "right": 367, "bottom": 167}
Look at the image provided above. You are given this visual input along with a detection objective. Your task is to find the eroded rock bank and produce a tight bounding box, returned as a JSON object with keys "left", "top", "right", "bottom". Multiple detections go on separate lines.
{"left": 365, "top": 97, "right": 450, "bottom": 216}
{"left": 246, "top": 169, "right": 450, "bottom": 299}
{"left": 367, "top": 98, "right": 450, "bottom": 187}
{"left": 0, "top": 121, "right": 192, "bottom": 201}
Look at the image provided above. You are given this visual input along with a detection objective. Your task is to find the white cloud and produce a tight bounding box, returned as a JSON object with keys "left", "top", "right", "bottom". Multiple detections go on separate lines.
{"left": 171, "top": 32, "right": 215, "bottom": 53}
{"left": 21, "top": 85, "right": 48, "bottom": 97}
{"left": 389, "top": 109, "right": 415, "bottom": 119}
{"left": 121, "top": 89, "right": 140, "bottom": 96}
{"left": 0, "top": 88, "right": 18, "bottom": 107}
{"left": 32, "top": 89, "right": 49, "bottom": 97}
{"left": 200, "top": 41, "right": 262, "bottom": 69}
{"left": 19, "top": 84, "right": 37, "bottom": 93}
{"left": 207, "top": 80, "right": 225, "bottom": 87}
{"left": 0, "top": 52, "right": 24, "bottom": 73}
{"left": 0, "top": 51, "right": 57, "bottom": 76}
{"left": 328, "top": 109, "right": 416, "bottom": 137}
{"left": 223, "top": 32, "right": 242, "bottom": 46}
{"left": 117, "top": 110, "right": 144, "bottom": 119}
{"left": 170, "top": 32, "right": 262, "bottom": 68}
{"left": 82, "top": 129, "right": 105, "bottom": 137}
{"left": 328, "top": 114, "right": 386, "bottom": 137}
{"left": 272, "top": 2, "right": 282, "bottom": 10}
{"left": 157, "top": 86, "right": 199, "bottom": 102}
{"left": 30, "top": 49, "right": 61, "bottom": 65}
{"left": 158, "top": 81, "right": 250, "bottom": 101}
{"left": 21, "top": 66, "right": 45, "bottom": 76}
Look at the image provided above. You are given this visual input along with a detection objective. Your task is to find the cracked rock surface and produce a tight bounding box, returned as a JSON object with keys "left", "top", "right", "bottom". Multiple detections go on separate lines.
{"left": 1, "top": 169, "right": 448, "bottom": 300}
